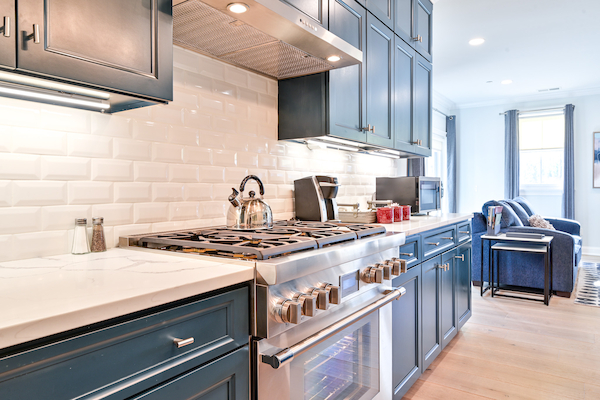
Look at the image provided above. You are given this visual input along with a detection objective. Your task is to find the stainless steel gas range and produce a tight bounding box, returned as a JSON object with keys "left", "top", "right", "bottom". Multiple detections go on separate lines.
{"left": 120, "top": 221, "right": 407, "bottom": 400}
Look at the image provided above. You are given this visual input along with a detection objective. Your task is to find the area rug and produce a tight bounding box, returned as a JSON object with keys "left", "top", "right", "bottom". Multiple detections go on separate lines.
{"left": 574, "top": 262, "right": 600, "bottom": 307}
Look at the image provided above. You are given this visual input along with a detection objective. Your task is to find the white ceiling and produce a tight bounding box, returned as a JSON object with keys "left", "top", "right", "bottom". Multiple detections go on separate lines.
{"left": 432, "top": 0, "right": 600, "bottom": 107}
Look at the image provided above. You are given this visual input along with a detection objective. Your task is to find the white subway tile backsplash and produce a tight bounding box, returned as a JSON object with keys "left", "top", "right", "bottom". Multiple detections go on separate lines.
{"left": 113, "top": 139, "right": 152, "bottom": 161}
{"left": 248, "top": 74, "right": 269, "bottom": 94}
{"left": 169, "top": 202, "right": 200, "bottom": 220}
{"left": 172, "top": 89, "right": 199, "bottom": 107}
{"left": 0, "top": 181, "right": 10, "bottom": 206}
{"left": 0, "top": 98, "right": 41, "bottom": 129}
{"left": 213, "top": 116, "right": 237, "bottom": 133}
{"left": 68, "top": 182, "right": 113, "bottom": 204}
{"left": 185, "top": 72, "right": 213, "bottom": 92}
{"left": 212, "top": 150, "right": 237, "bottom": 166}
{"left": 277, "top": 184, "right": 294, "bottom": 198}
{"left": 0, "top": 235, "right": 14, "bottom": 262}
{"left": 0, "top": 207, "right": 42, "bottom": 234}
{"left": 258, "top": 94, "right": 277, "bottom": 109}
{"left": 199, "top": 57, "right": 225, "bottom": 80}
{"left": 152, "top": 143, "right": 184, "bottom": 163}
{"left": 112, "top": 223, "right": 152, "bottom": 247}
{"left": 41, "top": 205, "right": 92, "bottom": 231}
{"left": 226, "top": 101, "right": 248, "bottom": 119}
{"left": 0, "top": 129, "right": 11, "bottom": 152}
{"left": 212, "top": 184, "right": 233, "bottom": 201}
{"left": 153, "top": 183, "right": 185, "bottom": 202}
{"left": 68, "top": 133, "right": 113, "bottom": 158}
{"left": 268, "top": 199, "right": 286, "bottom": 213}
{"left": 0, "top": 154, "right": 41, "bottom": 180}
{"left": 12, "top": 127, "right": 67, "bottom": 156}
{"left": 200, "top": 166, "right": 225, "bottom": 183}
{"left": 183, "top": 147, "right": 211, "bottom": 164}
{"left": 237, "top": 88, "right": 258, "bottom": 105}
{"left": 267, "top": 80, "right": 278, "bottom": 97}
{"left": 247, "top": 169, "right": 268, "bottom": 184}
{"left": 132, "top": 121, "right": 170, "bottom": 143}
{"left": 269, "top": 142, "right": 286, "bottom": 156}
{"left": 213, "top": 80, "right": 237, "bottom": 98}
{"left": 152, "top": 105, "right": 184, "bottom": 125}
{"left": 202, "top": 202, "right": 227, "bottom": 219}
{"left": 134, "top": 162, "right": 169, "bottom": 182}
{"left": 285, "top": 171, "right": 304, "bottom": 184}
{"left": 91, "top": 113, "right": 131, "bottom": 138}
{"left": 12, "top": 181, "right": 67, "bottom": 206}
{"left": 91, "top": 204, "right": 133, "bottom": 226}
{"left": 134, "top": 202, "right": 169, "bottom": 223}
{"left": 114, "top": 182, "right": 152, "bottom": 203}
{"left": 185, "top": 183, "right": 213, "bottom": 201}
{"left": 13, "top": 230, "right": 70, "bottom": 260}
{"left": 169, "top": 164, "right": 200, "bottom": 183}
{"left": 173, "top": 46, "right": 200, "bottom": 72}
{"left": 225, "top": 167, "right": 248, "bottom": 183}
{"left": 237, "top": 152, "right": 258, "bottom": 168}
{"left": 40, "top": 106, "right": 91, "bottom": 134}
{"left": 268, "top": 170, "right": 285, "bottom": 184}
{"left": 184, "top": 109, "right": 211, "bottom": 128}
{"left": 259, "top": 154, "right": 278, "bottom": 169}
{"left": 151, "top": 221, "right": 188, "bottom": 233}
{"left": 200, "top": 95, "right": 225, "bottom": 112}
{"left": 225, "top": 66, "right": 248, "bottom": 88}
{"left": 277, "top": 156, "right": 295, "bottom": 171}
{"left": 170, "top": 126, "right": 199, "bottom": 146}
{"left": 92, "top": 159, "right": 133, "bottom": 181}
{"left": 199, "top": 130, "right": 226, "bottom": 149}
{"left": 248, "top": 106, "right": 268, "bottom": 124}
{"left": 41, "top": 156, "right": 91, "bottom": 180}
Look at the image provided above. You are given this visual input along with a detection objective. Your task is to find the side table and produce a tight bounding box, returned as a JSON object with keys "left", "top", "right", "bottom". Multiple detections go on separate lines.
{"left": 480, "top": 233, "right": 554, "bottom": 306}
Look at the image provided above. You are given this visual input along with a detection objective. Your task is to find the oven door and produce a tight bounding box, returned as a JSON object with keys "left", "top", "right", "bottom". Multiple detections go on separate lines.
{"left": 256, "top": 288, "right": 403, "bottom": 400}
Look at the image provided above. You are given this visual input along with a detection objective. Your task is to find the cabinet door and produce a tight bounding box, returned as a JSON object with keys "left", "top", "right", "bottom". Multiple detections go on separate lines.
{"left": 421, "top": 256, "right": 441, "bottom": 370}
{"left": 366, "top": 0, "right": 394, "bottom": 29}
{"left": 393, "top": 35, "right": 415, "bottom": 152}
{"left": 282, "top": 0, "right": 328, "bottom": 28}
{"left": 328, "top": 0, "right": 367, "bottom": 142}
{"left": 0, "top": 0, "right": 15, "bottom": 69}
{"left": 130, "top": 346, "right": 249, "bottom": 400}
{"left": 394, "top": 0, "right": 413, "bottom": 46}
{"left": 16, "top": 0, "right": 172, "bottom": 101}
{"left": 414, "top": 0, "right": 432, "bottom": 61}
{"left": 456, "top": 242, "right": 472, "bottom": 330}
{"left": 391, "top": 266, "right": 421, "bottom": 400}
{"left": 366, "top": 14, "right": 394, "bottom": 148}
{"left": 413, "top": 54, "right": 432, "bottom": 155}
{"left": 441, "top": 250, "right": 457, "bottom": 349}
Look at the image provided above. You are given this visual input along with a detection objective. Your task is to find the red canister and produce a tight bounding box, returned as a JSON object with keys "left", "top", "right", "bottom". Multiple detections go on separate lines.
{"left": 392, "top": 205, "right": 402, "bottom": 222}
{"left": 377, "top": 207, "right": 394, "bottom": 224}
{"left": 402, "top": 205, "right": 411, "bottom": 220}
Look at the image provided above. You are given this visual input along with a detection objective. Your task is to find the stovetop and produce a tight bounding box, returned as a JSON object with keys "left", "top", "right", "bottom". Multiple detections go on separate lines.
{"left": 121, "top": 221, "right": 386, "bottom": 260}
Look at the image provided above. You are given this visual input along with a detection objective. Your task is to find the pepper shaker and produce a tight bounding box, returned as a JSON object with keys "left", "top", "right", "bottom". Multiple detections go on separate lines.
{"left": 90, "top": 217, "right": 107, "bottom": 252}
{"left": 72, "top": 218, "right": 90, "bottom": 255}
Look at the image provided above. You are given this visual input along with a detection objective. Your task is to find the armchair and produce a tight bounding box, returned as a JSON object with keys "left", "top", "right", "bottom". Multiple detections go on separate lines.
{"left": 472, "top": 198, "right": 582, "bottom": 297}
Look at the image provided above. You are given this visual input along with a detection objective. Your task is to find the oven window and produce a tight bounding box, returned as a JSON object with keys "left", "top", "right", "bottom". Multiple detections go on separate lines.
{"left": 292, "top": 312, "right": 380, "bottom": 400}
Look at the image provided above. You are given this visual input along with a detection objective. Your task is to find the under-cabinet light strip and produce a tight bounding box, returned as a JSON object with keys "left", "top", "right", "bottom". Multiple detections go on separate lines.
{"left": 0, "top": 85, "right": 110, "bottom": 110}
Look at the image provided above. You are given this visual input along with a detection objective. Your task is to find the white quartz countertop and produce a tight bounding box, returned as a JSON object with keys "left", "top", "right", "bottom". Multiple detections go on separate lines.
{"left": 0, "top": 248, "right": 254, "bottom": 349}
{"left": 382, "top": 213, "right": 473, "bottom": 236}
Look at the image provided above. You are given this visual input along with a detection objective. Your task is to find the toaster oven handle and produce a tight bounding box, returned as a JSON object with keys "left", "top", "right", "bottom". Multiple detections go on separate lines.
{"left": 261, "top": 286, "right": 406, "bottom": 369}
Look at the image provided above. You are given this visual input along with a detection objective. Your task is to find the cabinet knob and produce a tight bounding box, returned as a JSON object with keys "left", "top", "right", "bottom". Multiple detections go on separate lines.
{"left": 412, "top": 35, "right": 423, "bottom": 42}
{"left": 2, "top": 17, "right": 10, "bottom": 38}
{"left": 455, "top": 254, "right": 465, "bottom": 261}
{"left": 173, "top": 337, "right": 195, "bottom": 348}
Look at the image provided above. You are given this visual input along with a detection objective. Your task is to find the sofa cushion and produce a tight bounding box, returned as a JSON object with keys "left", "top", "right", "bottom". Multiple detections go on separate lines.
{"left": 513, "top": 196, "right": 535, "bottom": 216}
{"left": 503, "top": 199, "right": 530, "bottom": 226}
{"left": 482, "top": 200, "right": 523, "bottom": 228}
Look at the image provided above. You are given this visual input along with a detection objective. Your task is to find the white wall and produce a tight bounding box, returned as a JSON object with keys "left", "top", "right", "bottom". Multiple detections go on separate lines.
{"left": 455, "top": 93, "right": 600, "bottom": 255}
{"left": 0, "top": 46, "right": 399, "bottom": 262}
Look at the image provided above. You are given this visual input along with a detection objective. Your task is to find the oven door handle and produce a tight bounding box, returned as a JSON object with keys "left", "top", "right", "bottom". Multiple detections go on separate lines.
{"left": 261, "top": 286, "right": 406, "bottom": 369}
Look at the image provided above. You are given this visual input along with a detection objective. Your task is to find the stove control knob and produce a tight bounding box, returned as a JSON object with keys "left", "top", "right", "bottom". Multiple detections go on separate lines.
{"left": 391, "top": 257, "right": 408, "bottom": 274}
{"left": 310, "top": 288, "right": 330, "bottom": 310}
{"left": 293, "top": 293, "right": 317, "bottom": 317}
{"left": 323, "top": 284, "right": 341, "bottom": 305}
{"left": 381, "top": 264, "right": 392, "bottom": 280}
{"left": 361, "top": 266, "right": 383, "bottom": 284}
{"left": 278, "top": 300, "right": 302, "bottom": 324}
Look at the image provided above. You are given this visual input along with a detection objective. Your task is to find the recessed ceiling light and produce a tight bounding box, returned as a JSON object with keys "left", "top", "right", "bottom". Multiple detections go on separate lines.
{"left": 486, "top": 80, "right": 493, "bottom": 84}
{"left": 501, "top": 79, "right": 513, "bottom": 85}
{"left": 227, "top": 3, "right": 249, "bottom": 13}
{"left": 469, "top": 38, "right": 485, "bottom": 46}
{"left": 327, "top": 55, "right": 341, "bottom": 62}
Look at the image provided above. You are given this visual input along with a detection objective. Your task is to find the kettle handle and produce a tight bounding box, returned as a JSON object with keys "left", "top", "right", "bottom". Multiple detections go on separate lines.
{"left": 239, "top": 175, "right": 265, "bottom": 196}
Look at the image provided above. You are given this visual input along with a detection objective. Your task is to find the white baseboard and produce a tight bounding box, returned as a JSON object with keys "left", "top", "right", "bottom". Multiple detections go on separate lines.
{"left": 582, "top": 246, "right": 600, "bottom": 257}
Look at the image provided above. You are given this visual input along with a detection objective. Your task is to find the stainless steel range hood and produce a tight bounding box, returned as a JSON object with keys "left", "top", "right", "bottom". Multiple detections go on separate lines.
{"left": 173, "top": 0, "right": 362, "bottom": 80}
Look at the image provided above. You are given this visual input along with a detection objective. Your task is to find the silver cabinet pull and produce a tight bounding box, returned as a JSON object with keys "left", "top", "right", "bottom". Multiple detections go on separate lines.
{"left": 439, "top": 263, "right": 449, "bottom": 271}
{"left": 33, "top": 24, "right": 40, "bottom": 43}
{"left": 427, "top": 242, "right": 440, "bottom": 246}
{"left": 362, "top": 124, "right": 372, "bottom": 132}
{"left": 455, "top": 254, "right": 464, "bottom": 261}
{"left": 459, "top": 231, "right": 469, "bottom": 234}
{"left": 261, "top": 287, "right": 406, "bottom": 369}
{"left": 441, "top": 237, "right": 453, "bottom": 240}
{"left": 400, "top": 252, "right": 413, "bottom": 257}
{"left": 2, "top": 16, "right": 10, "bottom": 37}
{"left": 412, "top": 35, "right": 423, "bottom": 42}
{"left": 371, "top": 125, "right": 375, "bottom": 134}
{"left": 173, "top": 337, "right": 195, "bottom": 348}
{"left": 411, "top": 140, "right": 423, "bottom": 146}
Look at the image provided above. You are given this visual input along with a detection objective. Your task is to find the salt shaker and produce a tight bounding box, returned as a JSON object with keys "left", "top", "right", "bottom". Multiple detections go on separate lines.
{"left": 91, "top": 217, "right": 107, "bottom": 252}
{"left": 72, "top": 218, "right": 90, "bottom": 255}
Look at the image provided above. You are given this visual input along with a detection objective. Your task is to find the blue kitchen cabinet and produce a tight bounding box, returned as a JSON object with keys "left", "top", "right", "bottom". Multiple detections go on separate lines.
{"left": 0, "top": 0, "right": 15, "bottom": 69}
{"left": 441, "top": 248, "right": 457, "bottom": 349}
{"left": 0, "top": 285, "right": 250, "bottom": 400}
{"left": 456, "top": 241, "right": 472, "bottom": 330}
{"left": 412, "top": 53, "right": 432, "bottom": 157}
{"left": 366, "top": 0, "right": 393, "bottom": 30}
{"left": 421, "top": 255, "right": 442, "bottom": 370}
{"left": 395, "top": 0, "right": 433, "bottom": 62}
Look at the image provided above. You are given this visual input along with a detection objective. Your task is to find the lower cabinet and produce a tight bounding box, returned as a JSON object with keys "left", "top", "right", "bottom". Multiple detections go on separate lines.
{"left": 392, "top": 221, "right": 472, "bottom": 398}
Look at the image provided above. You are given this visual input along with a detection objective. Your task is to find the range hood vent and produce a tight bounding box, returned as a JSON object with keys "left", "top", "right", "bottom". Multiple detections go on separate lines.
{"left": 173, "top": 0, "right": 362, "bottom": 80}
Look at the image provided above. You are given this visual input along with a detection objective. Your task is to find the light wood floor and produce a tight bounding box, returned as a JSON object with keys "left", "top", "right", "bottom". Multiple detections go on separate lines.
{"left": 404, "top": 256, "right": 600, "bottom": 400}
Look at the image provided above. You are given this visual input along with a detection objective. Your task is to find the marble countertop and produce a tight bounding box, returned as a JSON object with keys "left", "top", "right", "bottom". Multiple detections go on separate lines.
{"left": 0, "top": 248, "right": 254, "bottom": 349}
{"left": 383, "top": 213, "right": 473, "bottom": 236}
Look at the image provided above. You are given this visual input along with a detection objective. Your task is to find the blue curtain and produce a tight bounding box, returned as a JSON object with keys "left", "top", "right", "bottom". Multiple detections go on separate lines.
{"left": 408, "top": 158, "right": 425, "bottom": 176}
{"left": 563, "top": 104, "right": 575, "bottom": 219}
{"left": 446, "top": 116, "right": 457, "bottom": 212}
{"left": 504, "top": 110, "right": 520, "bottom": 199}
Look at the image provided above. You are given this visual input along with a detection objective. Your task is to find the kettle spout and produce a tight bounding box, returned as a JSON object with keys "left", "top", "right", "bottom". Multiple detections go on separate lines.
{"left": 228, "top": 188, "right": 242, "bottom": 208}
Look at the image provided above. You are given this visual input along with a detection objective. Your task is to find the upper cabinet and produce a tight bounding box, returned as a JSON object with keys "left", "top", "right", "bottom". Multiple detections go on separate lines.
{"left": 0, "top": 0, "right": 15, "bottom": 69}
{"left": 282, "top": 0, "right": 329, "bottom": 28}
{"left": 366, "top": 0, "right": 393, "bottom": 30}
{"left": 394, "top": 0, "right": 433, "bottom": 62}
{"left": 16, "top": 0, "right": 172, "bottom": 103}
{"left": 413, "top": 54, "right": 432, "bottom": 155}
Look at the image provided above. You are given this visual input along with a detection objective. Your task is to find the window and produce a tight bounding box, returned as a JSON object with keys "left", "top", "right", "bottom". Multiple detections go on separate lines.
{"left": 426, "top": 112, "right": 448, "bottom": 212}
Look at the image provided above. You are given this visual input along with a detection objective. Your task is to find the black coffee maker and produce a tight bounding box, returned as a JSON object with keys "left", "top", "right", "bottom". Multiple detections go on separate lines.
{"left": 294, "top": 176, "right": 340, "bottom": 222}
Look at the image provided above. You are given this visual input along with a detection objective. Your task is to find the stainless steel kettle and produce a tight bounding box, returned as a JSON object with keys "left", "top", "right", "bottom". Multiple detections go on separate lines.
{"left": 227, "top": 175, "right": 273, "bottom": 229}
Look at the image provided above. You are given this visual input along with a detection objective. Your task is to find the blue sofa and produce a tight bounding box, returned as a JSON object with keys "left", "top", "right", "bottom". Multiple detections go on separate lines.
{"left": 472, "top": 197, "right": 582, "bottom": 297}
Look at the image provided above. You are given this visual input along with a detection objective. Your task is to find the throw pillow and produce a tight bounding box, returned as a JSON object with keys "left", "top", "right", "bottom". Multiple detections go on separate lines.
{"left": 513, "top": 196, "right": 535, "bottom": 217}
{"left": 503, "top": 199, "right": 530, "bottom": 226}
{"left": 482, "top": 200, "right": 523, "bottom": 228}
{"left": 528, "top": 214, "right": 556, "bottom": 230}
{"left": 498, "top": 200, "right": 524, "bottom": 227}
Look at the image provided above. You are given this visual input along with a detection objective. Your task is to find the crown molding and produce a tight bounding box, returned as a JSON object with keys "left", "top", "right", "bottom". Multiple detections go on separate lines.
{"left": 432, "top": 90, "right": 457, "bottom": 113}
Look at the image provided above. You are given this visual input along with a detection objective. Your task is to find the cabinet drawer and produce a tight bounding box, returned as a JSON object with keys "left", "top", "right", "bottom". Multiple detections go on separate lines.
{"left": 131, "top": 346, "right": 249, "bottom": 400}
{"left": 0, "top": 287, "right": 250, "bottom": 400}
{"left": 422, "top": 225, "right": 456, "bottom": 260}
{"left": 399, "top": 234, "right": 421, "bottom": 269}
{"left": 456, "top": 221, "right": 471, "bottom": 243}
